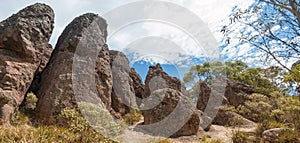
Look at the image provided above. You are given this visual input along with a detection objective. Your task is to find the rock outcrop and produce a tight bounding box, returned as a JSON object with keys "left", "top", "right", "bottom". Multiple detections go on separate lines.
{"left": 35, "top": 13, "right": 110, "bottom": 123}
{"left": 144, "top": 64, "right": 187, "bottom": 97}
{"left": 141, "top": 64, "right": 200, "bottom": 137}
{"left": 212, "top": 108, "right": 256, "bottom": 128}
{"left": 263, "top": 128, "right": 297, "bottom": 143}
{"left": 110, "top": 50, "right": 137, "bottom": 116}
{"left": 129, "top": 68, "right": 145, "bottom": 106}
{"left": 0, "top": 3, "right": 54, "bottom": 124}
{"left": 196, "top": 79, "right": 254, "bottom": 111}
{"left": 196, "top": 80, "right": 254, "bottom": 131}
{"left": 225, "top": 79, "right": 254, "bottom": 107}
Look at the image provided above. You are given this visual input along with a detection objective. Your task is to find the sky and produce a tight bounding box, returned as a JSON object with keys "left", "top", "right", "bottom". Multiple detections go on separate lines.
{"left": 0, "top": 0, "right": 254, "bottom": 81}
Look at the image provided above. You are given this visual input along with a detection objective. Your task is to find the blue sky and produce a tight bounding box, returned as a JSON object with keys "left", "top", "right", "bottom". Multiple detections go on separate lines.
{"left": 0, "top": 0, "right": 254, "bottom": 81}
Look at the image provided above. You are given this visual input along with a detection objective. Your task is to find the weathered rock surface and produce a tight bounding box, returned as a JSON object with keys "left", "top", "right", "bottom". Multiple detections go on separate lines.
{"left": 129, "top": 68, "right": 145, "bottom": 106}
{"left": 213, "top": 107, "right": 256, "bottom": 128}
{"left": 0, "top": 3, "right": 54, "bottom": 124}
{"left": 141, "top": 64, "right": 199, "bottom": 137}
{"left": 110, "top": 50, "right": 137, "bottom": 116}
{"left": 144, "top": 64, "right": 187, "bottom": 97}
{"left": 35, "top": 13, "right": 110, "bottom": 124}
{"left": 140, "top": 88, "right": 200, "bottom": 138}
{"left": 225, "top": 79, "right": 254, "bottom": 107}
{"left": 196, "top": 81, "right": 213, "bottom": 111}
{"left": 263, "top": 128, "right": 297, "bottom": 143}
{"left": 196, "top": 79, "right": 254, "bottom": 111}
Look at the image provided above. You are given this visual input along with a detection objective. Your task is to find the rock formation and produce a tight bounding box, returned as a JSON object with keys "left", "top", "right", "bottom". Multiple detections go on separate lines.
{"left": 225, "top": 79, "right": 254, "bottom": 107}
{"left": 144, "top": 64, "right": 187, "bottom": 97}
{"left": 212, "top": 108, "right": 256, "bottom": 128}
{"left": 141, "top": 64, "right": 200, "bottom": 137}
{"left": 35, "top": 13, "right": 110, "bottom": 123}
{"left": 196, "top": 79, "right": 254, "bottom": 111}
{"left": 263, "top": 128, "right": 295, "bottom": 143}
{"left": 110, "top": 50, "right": 137, "bottom": 116}
{"left": 129, "top": 68, "right": 145, "bottom": 106}
{"left": 196, "top": 79, "right": 255, "bottom": 131}
{"left": 0, "top": 3, "right": 54, "bottom": 124}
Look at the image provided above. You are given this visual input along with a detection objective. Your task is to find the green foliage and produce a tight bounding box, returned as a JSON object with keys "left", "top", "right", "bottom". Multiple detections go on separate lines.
{"left": 277, "top": 129, "right": 299, "bottom": 143}
{"left": 123, "top": 110, "right": 142, "bottom": 125}
{"left": 284, "top": 64, "right": 300, "bottom": 95}
{"left": 57, "top": 108, "right": 89, "bottom": 133}
{"left": 199, "top": 135, "right": 223, "bottom": 143}
{"left": 12, "top": 111, "right": 31, "bottom": 126}
{"left": 183, "top": 61, "right": 225, "bottom": 85}
{"left": 232, "top": 130, "right": 249, "bottom": 143}
{"left": 184, "top": 61, "right": 282, "bottom": 95}
{"left": 0, "top": 124, "right": 114, "bottom": 143}
{"left": 25, "top": 92, "right": 38, "bottom": 110}
{"left": 78, "top": 102, "right": 126, "bottom": 139}
{"left": 1, "top": 110, "right": 114, "bottom": 143}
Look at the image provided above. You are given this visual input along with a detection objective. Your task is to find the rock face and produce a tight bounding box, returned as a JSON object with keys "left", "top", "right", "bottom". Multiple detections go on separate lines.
{"left": 225, "top": 79, "right": 254, "bottom": 107}
{"left": 263, "top": 128, "right": 295, "bottom": 143}
{"left": 196, "top": 79, "right": 254, "bottom": 111}
{"left": 213, "top": 108, "right": 256, "bottom": 128}
{"left": 35, "top": 13, "right": 110, "bottom": 123}
{"left": 0, "top": 3, "right": 54, "bottom": 124}
{"left": 110, "top": 50, "right": 137, "bottom": 116}
{"left": 144, "top": 64, "right": 187, "bottom": 97}
{"left": 196, "top": 81, "right": 213, "bottom": 111}
{"left": 129, "top": 68, "right": 145, "bottom": 106}
{"left": 141, "top": 64, "right": 200, "bottom": 137}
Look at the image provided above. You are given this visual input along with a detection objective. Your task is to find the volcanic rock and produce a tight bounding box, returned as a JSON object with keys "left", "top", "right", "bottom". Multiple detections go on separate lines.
{"left": 0, "top": 3, "right": 54, "bottom": 124}
{"left": 35, "top": 13, "right": 110, "bottom": 124}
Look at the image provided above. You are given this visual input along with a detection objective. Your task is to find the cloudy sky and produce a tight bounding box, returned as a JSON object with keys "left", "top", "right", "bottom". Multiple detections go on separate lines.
{"left": 0, "top": 0, "right": 254, "bottom": 81}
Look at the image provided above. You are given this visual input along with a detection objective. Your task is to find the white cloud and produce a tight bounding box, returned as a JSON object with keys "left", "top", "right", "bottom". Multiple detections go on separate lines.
{"left": 0, "top": 0, "right": 254, "bottom": 65}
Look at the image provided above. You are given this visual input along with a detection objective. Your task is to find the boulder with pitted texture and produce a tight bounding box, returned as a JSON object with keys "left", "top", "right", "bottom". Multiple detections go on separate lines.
{"left": 35, "top": 13, "right": 110, "bottom": 124}
{"left": 0, "top": 3, "right": 54, "bottom": 125}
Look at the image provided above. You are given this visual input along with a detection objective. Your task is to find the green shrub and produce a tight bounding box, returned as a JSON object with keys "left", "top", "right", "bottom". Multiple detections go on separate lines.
{"left": 25, "top": 92, "right": 38, "bottom": 110}
{"left": 123, "top": 110, "right": 142, "bottom": 125}
{"left": 232, "top": 130, "right": 249, "bottom": 143}
{"left": 277, "top": 129, "right": 299, "bottom": 143}
{"left": 78, "top": 102, "right": 127, "bottom": 139}
{"left": 0, "top": 124, "right": 114, "bottom": 143}
{"left": 57, "top": 108, "right": 89, "bottom": 133}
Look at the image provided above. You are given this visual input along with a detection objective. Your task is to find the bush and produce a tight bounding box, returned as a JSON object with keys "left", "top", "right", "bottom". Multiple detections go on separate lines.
{"left": 57, "top": 108, "right": 89, "bottom": 133}
{"left": 277, "top": 129, "right": 299, "bottom": 143}
{"left": 123, "top": 110, "right": 142, "bottom": 125}
{"left": 25, "top": 92, "right": 38, "bottom": 110}
{"left": 77, "top": 102, "right": 127, "bottom": 139}
{"left": 232, "top": 130, "right": 249, "bottom": 143}
{"left": 0, "top": 124, "right": 114, "bottom": 143}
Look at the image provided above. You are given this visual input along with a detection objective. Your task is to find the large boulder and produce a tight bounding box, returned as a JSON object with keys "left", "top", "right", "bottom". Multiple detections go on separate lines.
{"left": 196, "top": 79, "right": 254, "bottom": 111}
{"left": 35, "top": 13, "right": 111, "bottom": 124}
{"left": 263, "top": 128, "right": 298, "bottom": 143}
{"left": 140, "top": 88, "right": 200, "bottom": 138}
{"left": 0, "top": 3, "right": 54, "bottom": 124}
{"left": 110, "top": 50, "right": 137, "bottom": 117}
{"left": 225, "top": 79, "right": 254, "bottom": 107}
{"left": 212, "top": 107, "right": 256, "bottom": 128}
{"left": 141, "top": 64, "right": 199, "bottom": 137}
